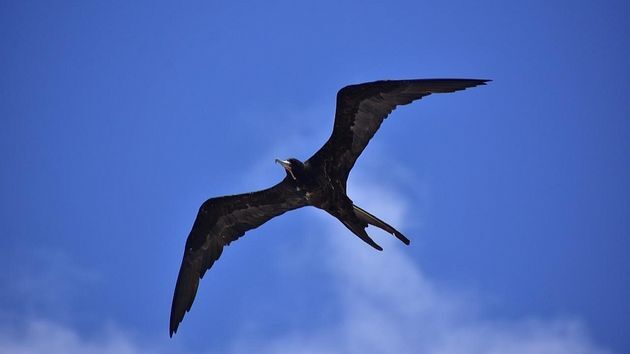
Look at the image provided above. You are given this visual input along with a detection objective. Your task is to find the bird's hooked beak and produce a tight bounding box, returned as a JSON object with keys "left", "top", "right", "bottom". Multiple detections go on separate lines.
{"left": 275, "top": 159, "right": 296, "bottom": 180}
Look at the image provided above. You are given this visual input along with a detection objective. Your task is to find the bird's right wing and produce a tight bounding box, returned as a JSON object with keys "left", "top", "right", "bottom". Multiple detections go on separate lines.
{"left": 169, "top": 178, "right": 306, "bottom": 336}
{"left": 308, "top": 79, "right": 489, "bottom": 182}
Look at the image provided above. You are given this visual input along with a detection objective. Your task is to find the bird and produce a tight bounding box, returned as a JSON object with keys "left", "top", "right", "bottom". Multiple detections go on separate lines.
{"left": 169, "top": 78, "right": 489, "bottom": 336}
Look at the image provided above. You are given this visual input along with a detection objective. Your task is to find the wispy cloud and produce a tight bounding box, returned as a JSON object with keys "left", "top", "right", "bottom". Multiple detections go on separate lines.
{"left": 0, "top": 320, "right": 144, "bottom": 354}
{"left": 0, "top": 249, "right": 100, "bottom": 321}
{"left": 0, "top": 251, "right": 171, "bottom": 354}
{"left": 229, "top": 177, "right": 612, "bottom": 354}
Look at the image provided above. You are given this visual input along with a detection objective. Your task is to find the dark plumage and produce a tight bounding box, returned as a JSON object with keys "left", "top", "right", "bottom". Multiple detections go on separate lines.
{"left": 169, "top": 78, "right": 489, "bottom": 336}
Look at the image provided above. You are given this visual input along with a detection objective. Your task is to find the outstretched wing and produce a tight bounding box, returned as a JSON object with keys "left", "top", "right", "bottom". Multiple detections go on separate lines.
{"left": 308, "top": 79, "right": 489, "bottom": 182}
{"left": 169, "top": 178, "right": 306, "bottom": 336}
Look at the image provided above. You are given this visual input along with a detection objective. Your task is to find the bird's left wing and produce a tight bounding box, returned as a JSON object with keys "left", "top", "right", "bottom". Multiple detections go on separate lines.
{"left": 170, "top": 178, "right": 306, "bottom": 336}
{"left": 308, "top": 79, "right": 489, "bottom": 182}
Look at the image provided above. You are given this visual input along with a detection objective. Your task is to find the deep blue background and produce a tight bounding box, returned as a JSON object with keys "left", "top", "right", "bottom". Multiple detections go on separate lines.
{"left": 1, "top": 1, "right": 628, "bottom": 353}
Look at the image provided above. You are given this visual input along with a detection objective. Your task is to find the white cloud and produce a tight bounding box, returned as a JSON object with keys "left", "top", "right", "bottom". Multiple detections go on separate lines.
{"left": 229, "top": 178, "right": 612, "bottom": 354}
{"left": 1, "top": 249, "right": 101, "bottom": 319}
{"left": 0, "top": 251, "right": 165, "bottom": 354}
{"left": 0, "top": 320, "right": 145, "bottom": 354}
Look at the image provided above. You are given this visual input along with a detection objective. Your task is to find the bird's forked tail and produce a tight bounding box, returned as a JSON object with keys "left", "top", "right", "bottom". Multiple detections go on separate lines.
{"left": 352, "top": 204, "right": 411, "bottom": 245}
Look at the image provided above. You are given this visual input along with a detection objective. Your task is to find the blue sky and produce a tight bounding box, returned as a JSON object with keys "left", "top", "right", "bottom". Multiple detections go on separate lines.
{"left": 1, "top": 1, "right": 629, "bottom": 353}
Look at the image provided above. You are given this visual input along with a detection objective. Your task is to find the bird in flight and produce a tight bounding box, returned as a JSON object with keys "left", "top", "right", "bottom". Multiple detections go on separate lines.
{"left": 169, "top": 78, "right": 489, "bottom": 336}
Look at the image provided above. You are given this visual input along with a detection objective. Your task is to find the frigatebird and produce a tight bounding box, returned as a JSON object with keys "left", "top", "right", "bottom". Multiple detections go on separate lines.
{"left": 170, "top": 78, "right": 489, "bottom": 336}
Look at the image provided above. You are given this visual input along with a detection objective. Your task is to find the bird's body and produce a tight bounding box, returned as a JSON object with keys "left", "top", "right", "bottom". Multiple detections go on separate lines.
{"left": 170, "top": 78, "right": 489, "bottom": 336}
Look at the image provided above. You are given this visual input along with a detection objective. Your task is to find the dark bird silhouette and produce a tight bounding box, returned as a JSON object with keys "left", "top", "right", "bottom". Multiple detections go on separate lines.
{"left": 169, "top": 78, "right": 489, "bottom": 336}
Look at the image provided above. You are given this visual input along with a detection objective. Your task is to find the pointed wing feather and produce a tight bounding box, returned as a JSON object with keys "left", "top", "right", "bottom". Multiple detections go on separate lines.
{"left": 308, "top": 79, "right": 489, "bottom": 181}
{"left": 169, "top": 178, "right": 306, "bottom": 336}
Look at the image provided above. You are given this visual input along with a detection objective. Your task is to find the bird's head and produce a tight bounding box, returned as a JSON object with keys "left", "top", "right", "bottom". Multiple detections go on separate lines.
{"left": 275, "top": 158, "right": 305, "bottom": 181}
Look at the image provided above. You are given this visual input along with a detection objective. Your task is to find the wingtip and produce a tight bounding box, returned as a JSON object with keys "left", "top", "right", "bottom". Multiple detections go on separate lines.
{"left": 421, "top": 78, "right": 491, "bottom": 92}
{"left": 453, "top": 78, "right": 491, "bottom": 87}
{"left": 169, "top": 315, "right": 180, "bottom": 337}
{"left": 465, "top": 79, "right": 491, "bottom": 87}
{"left": 456, "top": 79, "right": 490, "bottom": 91}
{"left": 169, "top": 308, "right": 177, "bottom": 337}
{"left": 169, "top": 325, "right": 176, "bottom": 338}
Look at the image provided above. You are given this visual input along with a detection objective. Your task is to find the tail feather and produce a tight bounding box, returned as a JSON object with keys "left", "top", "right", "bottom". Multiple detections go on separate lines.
{"left": 353, "top": 204, "right": 411, "bottom": 245}
{"left": 340, "top": 220, "right": 383, "bottom": 251}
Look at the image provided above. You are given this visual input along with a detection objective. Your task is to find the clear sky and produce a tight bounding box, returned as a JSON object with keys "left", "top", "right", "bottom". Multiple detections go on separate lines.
{"left": 1, "top": 1, "right": 629, "bottom": 353}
